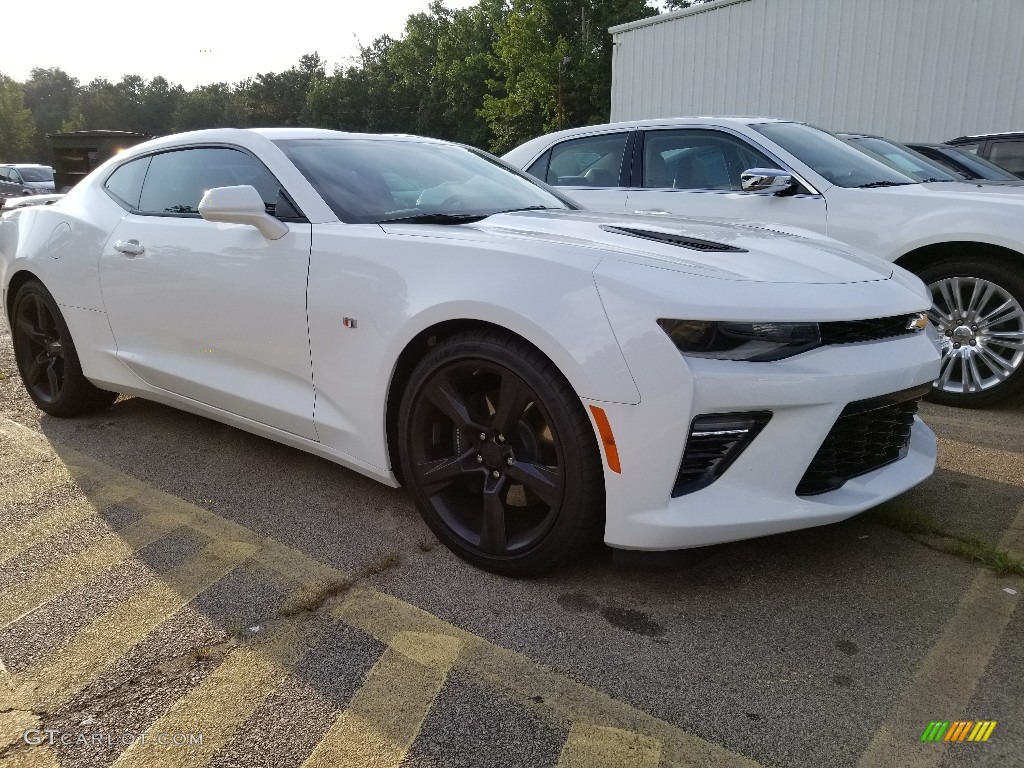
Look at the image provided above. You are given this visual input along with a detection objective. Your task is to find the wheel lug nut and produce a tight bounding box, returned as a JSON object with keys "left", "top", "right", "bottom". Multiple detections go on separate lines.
{"left": 506, "top": 457, "right": 514, "bottom": 465}
{"left": 946, "top": 330, "right": 953, "bottom": 337}
{"left": 479, "top": 432, "right": 487, "bottom": 441}
{"left": 476, "top": 455, "right": 483, "bottom": 464}
{"left": 969, "top": 340, "right": 977, "bottom": 346}
{"left": 491, "top": 470, "right": 500, "bottom": 478}
{"left": 953, "top": 342, "right": 961, "bottom": 349}
{"left": 497, "top": 434, "right": 505, "bottom": 443}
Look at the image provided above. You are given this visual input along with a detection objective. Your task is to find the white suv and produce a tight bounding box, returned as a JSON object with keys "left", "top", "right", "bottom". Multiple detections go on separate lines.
{"left": 504, "top": 118, "right": 1024, "bottom": 408}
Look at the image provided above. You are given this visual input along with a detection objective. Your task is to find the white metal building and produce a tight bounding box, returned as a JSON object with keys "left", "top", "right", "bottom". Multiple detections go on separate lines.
{"left": 609, "top": 0, "right": 1024, "bottom": 142}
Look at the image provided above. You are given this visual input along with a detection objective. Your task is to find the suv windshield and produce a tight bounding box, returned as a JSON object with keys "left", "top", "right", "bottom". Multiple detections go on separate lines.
{"left": 275, "top": 139, "right": 571, "bottom": 224}
{"left": 16, "top": 167, "right": 54, "bottom": 183}
{"left": 844, "top": 136, "right": 960, "bottom": 182}
{"left": 753, "top": 123, "right": 916, "bottom": 188}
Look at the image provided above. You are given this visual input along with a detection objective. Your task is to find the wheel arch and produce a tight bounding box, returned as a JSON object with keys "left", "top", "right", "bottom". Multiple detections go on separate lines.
{"left": 895, "top": 241, "right": 1024, "bottom": 275}
{"left": 384, "top": 318, "right": 593, "bottom": 486}
{"left": 4, "top": 268, "right": 43, "bottom": 326}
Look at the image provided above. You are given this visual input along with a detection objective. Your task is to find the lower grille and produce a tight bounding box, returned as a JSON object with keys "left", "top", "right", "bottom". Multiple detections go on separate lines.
{"left": 796, "top": 385, "right": 929, "bottom": 496}
{"left": 673, "top": 412, "right": 772, "bottom": 497}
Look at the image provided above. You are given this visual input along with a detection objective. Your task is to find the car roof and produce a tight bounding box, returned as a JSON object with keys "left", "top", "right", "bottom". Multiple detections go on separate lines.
{"left": 948, "top": 132, "right": 1024, "bottom": 143}
{"left": 117, "top": 127, "right": 454, "bottom": 159}
{"left": 0, "top": 163, "right": 54, "bottom": 169}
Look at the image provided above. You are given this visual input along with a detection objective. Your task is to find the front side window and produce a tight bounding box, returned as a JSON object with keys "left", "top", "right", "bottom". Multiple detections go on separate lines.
{"left": 988, "top": 140, "right": 1024, "bottom": 177}
{"left": 276, "top": 138, "right": 571, "bottom": 223}
{"left": 753, "top": 122, "right": 915, "bottom": 188}
{"left": 539, "top": 133, "right": 628, "bottom": 187}
{"left": 642, "top": 129, "right": 775, "bottom": 190}
{"left": 137, "top": 147, "right": 283, "bottom": 216}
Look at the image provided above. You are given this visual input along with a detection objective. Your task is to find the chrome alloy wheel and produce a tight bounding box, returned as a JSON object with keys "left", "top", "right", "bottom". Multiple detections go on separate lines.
{"left": 927, "top": 276, "right": 1024, "bottom": 394}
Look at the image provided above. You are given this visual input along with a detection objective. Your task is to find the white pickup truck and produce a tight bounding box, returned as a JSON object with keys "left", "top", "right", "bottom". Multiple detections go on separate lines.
{"left": 504, "top": 118, "right": 1024, "bottom": 408}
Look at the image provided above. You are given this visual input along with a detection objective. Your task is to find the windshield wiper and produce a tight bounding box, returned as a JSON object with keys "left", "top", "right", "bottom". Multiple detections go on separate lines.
{"left": 857, "top": 181, "right": 912, "bottom": 188}
{"left": 376, "top": 213, "right": 488, "bottom": 225}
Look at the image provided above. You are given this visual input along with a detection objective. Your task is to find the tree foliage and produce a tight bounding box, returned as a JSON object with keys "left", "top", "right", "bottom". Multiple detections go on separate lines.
{"left": 0, "top": 74, "right": 35, "bottom": 161}
{"left": 10, "top": 0, "right": 661, "bottom": 162}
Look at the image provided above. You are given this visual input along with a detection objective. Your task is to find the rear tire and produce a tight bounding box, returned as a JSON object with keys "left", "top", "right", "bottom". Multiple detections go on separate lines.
{"left": 919, "top": 258, "right": 1024, "bottom": 408}
{"left": 397, "top": 330, "right": 604, "bottom": 576}
{"left": 11, "top": 281, "right": 118, "bottom": 417}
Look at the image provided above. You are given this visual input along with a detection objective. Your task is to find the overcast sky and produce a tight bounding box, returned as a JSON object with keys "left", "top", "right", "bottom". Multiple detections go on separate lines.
{"left": 2, "top": 0, "right": 481, "bottom": 88}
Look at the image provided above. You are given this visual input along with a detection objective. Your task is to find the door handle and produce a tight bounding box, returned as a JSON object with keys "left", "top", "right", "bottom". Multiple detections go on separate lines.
{"left": 633, "top": 208, "right": 671, "bottom": 215}
{"left": 113, "top": 239, "right": 145, "bottom": 257}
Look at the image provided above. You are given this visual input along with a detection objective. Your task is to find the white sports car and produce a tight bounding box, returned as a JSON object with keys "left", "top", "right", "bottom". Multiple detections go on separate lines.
{"left": 0, "top": 128, "right": 940, "bottom": 575}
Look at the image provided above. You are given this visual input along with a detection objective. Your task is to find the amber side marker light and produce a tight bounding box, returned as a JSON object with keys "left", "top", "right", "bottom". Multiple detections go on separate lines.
{"left": 588, "top": 405, "right": 621, "bottom": 474}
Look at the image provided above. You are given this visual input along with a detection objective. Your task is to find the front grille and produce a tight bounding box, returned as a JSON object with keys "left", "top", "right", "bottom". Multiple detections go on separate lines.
{"left": 673, "top": 412, "right": 772, "bottom": 497}
{"left": 819, "top": 315, "right": 921, "bottom": 345}
{"left": 796, "top": 385, "right": 929, "bottom": 496}
{"left": 601, "top": 225, "right": 748, "bottom": 252}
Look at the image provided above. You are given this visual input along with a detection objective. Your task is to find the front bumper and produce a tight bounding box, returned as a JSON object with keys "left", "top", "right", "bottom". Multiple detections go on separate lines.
{"left": 587, "top": 333, "right": 939, "bottom": 550}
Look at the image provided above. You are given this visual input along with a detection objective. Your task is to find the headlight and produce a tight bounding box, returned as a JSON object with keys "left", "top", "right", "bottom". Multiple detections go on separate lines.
{"left": 658, "top": 319, "right": 821, "bottom": 361}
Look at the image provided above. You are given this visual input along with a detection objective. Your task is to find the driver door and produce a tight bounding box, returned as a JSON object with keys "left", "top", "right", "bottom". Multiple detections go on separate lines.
{"left": 99, "top": 146, "right": 317, "bottom": 440}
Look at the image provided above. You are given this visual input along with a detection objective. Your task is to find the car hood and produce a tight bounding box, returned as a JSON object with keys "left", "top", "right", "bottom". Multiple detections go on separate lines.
{"left": 384, "top": 209, "right": 894, "bottom": 284}
{"left": 878, "top": 180, "right": 1024, "bottom": 200}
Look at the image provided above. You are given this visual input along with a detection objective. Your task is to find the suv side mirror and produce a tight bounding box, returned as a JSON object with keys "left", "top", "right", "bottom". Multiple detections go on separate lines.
{"left": 198, "top": 185, "right": 288, "bottom": 240}
{"left": 740, "top": 168, "right": 796, "bottom": 195}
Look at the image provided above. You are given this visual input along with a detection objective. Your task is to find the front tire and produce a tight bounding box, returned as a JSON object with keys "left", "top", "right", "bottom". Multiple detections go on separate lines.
{"left": 919, "top": 258, "right": 1024, "bottom": 408}
{"left": 11, "top": 281, "right": 118, "bottom": 416}
{"left": 397, "top": 330, "right": 604, "bottom": 576}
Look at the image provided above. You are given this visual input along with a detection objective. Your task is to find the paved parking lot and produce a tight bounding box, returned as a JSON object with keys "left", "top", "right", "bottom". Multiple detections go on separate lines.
{"left": 1, "top": 326, "right": 1022, "bottom": 768}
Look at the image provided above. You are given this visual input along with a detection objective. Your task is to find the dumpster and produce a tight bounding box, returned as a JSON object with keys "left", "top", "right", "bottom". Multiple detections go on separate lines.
{"left": 47, "top": 130, "right": 151, "bottom": 191}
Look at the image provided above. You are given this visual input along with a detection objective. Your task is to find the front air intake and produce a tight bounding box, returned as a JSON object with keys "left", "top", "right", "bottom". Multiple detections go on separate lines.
{"left": 672, "top": 412, "right": 772, "bottom": 497}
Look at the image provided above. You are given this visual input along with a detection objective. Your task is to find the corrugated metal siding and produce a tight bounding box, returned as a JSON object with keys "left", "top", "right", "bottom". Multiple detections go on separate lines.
{"left": 610, "top": 0, "right": 1024, "bottom": 142}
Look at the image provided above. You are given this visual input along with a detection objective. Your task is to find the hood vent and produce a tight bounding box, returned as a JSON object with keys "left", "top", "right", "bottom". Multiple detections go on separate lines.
{"left": 601, "top": 225, "right": 747, "bottom": 253}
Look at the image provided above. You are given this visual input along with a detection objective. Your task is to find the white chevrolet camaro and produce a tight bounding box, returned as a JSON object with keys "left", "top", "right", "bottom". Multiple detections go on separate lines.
{"left": 0, "top": 128, "right": 940, "bottom": 575}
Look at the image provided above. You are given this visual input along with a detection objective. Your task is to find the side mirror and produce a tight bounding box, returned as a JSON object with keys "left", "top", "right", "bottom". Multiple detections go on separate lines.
{"left": 740, "top": 168, "right": 796, "bottom": 195}
{"left": 198, "top": 185, "right": 288, "bottom": 240}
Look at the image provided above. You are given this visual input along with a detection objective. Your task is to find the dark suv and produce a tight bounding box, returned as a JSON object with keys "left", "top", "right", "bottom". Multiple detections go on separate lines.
{"left": 946, "top": 133, "right": 1024, "bottom": 179}
{"left": 0, "top": 164, "right": 56, "bottom": 198}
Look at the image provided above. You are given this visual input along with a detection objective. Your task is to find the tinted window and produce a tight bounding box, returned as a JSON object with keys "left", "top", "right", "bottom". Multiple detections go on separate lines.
{"left": 845, "top": 137, "right": 958, "bottom": 182}
{"left": 138, "top": 147, "right": 282, "bottom": 215}
{"left": 18, "top": 167, "right": 53, "bottom": 182}
{"left": 754, "top": 122, "right": 915, "bottom": 188}
{"left": 642, "top": 129, "right": 776, "bottom": 190}
{"left": 988, "top": 140, "right": 1024, "bottom": 177}
{"left": 545, "top": 133, "right": 628, "bottom": 187}
{"left": 104, "top": 157, "right": 151, "bottom": 209}
{"left": 276, "top": 139, "right": 570, "bottom": 223}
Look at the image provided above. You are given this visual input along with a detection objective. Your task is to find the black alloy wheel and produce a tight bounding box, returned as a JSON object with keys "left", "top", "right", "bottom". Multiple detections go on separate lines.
{"left": 11, "top": 281, "right": 118, "bottom": 416}
{"left": 398, "top": 331, "right": 603, "bottom": 575}
{"left": 14, "top": 290, "right": 67, "bottom": 405}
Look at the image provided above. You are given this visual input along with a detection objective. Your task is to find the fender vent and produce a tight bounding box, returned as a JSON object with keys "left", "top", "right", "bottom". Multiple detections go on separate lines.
{"left": 601, "top": 225, "right": 747, "bottom": 253}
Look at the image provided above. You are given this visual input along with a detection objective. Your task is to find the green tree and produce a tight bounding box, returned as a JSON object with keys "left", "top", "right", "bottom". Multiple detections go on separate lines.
{"left": 481, "top": 0, "right": 655, "bottom": 153}
{"left": 23, "top": 68, "right": 80, "bottom": 161}
{"left": 0, "top": 74, "right": 36, "bottom": 161}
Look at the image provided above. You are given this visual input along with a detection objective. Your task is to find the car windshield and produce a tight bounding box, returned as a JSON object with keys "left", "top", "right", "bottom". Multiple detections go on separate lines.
{"left": 16, "top": 167, "right": 53, "bottom": 183}
{"left": 844, "top": 137, "right": 961, "bottom": 182}
{"left": 944, "top": 147, "right": 1021, "bottom": 180}
{"left": 275, "top": 139, "right": 572, "bottom": 224}
{"left": 753, "top": 123, "right": 916, "bottom": 188}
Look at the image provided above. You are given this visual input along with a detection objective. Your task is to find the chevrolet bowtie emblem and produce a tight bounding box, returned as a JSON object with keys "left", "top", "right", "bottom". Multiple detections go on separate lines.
{"left": 907, "top": 313, "right": 928, "bottom": 331}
